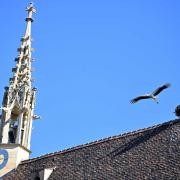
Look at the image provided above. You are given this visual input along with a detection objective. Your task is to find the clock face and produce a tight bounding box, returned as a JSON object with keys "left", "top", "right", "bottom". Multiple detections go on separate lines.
{"left": 0, "top": 149, "right": 8, "bottom": 170}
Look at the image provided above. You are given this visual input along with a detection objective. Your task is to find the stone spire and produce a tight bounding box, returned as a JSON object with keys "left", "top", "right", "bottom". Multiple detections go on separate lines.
{"left": 0, "top": 2, "right": 36, "bottom": 150}
{"left": 0, "top": 3, "right": 38, "bottom": 176}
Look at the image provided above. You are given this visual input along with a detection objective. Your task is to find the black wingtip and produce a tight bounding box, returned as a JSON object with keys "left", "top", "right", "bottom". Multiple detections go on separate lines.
{"left": 164, "top": 83, "right": 171, "bottom": 88}
{"left": 130, "top": 100, "right": 135, "bottom": 104}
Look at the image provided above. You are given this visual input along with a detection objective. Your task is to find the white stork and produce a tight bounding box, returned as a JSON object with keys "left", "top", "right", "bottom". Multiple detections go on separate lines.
{"left": 130, "top": 83, "right": 171, "bottom": 104}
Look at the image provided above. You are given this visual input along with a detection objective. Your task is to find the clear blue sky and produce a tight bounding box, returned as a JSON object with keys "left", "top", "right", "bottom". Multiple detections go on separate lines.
{"left": 0, "top": 1, "right": 180, "bottom": 158}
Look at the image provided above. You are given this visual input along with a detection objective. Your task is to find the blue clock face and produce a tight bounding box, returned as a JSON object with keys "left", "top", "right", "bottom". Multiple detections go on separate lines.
{"left": 0, "top": 149, "right": 8, "bottom": 170}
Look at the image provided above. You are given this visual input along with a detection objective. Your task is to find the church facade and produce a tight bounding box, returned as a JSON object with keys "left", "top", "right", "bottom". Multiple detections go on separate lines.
{"left": 1, "top": 3, "right": 180, "bottom": 180}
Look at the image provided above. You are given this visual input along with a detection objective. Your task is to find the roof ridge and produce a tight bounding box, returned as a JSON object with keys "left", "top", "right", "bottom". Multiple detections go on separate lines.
{"left": 21, "top": 119, "right": 180, "bottom": 165}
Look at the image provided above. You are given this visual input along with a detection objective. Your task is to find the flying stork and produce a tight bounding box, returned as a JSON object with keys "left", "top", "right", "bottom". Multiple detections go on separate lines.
{"left": 130, "top": 83, "right": 171, "bottom": 104}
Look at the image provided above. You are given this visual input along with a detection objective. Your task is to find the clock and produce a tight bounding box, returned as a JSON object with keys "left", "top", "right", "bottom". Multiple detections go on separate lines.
{"left": 0, "top": 149, "right": 8, "bottom": 170}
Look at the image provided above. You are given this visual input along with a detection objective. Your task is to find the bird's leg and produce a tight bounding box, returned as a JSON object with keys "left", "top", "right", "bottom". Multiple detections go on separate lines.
{"left": 154, "top": 98, "right": 159, "bottom": 104}
{"left": 152, "top": 96, "right": 158, "bottom": 104}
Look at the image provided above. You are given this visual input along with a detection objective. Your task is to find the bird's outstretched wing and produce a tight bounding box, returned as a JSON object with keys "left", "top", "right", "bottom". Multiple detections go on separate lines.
{"left": 152, "top": 83, "right": 171, "bottom": 96}
{"left": 130, "top": 95, "right": 151, "bottom": 104}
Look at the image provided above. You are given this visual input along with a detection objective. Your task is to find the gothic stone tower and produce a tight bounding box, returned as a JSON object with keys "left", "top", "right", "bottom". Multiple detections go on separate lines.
{"left": 0, "top": 3, "right": 37, "bottom": 176}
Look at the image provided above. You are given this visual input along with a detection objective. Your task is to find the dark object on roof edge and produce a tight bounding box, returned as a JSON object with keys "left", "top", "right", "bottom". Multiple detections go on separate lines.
{"left": 175, "top": 105, "right": 180, "bottom": 117}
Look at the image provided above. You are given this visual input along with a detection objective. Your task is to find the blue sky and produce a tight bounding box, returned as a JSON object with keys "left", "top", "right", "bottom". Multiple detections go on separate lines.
{"left": 0, "top": 1, "right": 180, "bottom": 158}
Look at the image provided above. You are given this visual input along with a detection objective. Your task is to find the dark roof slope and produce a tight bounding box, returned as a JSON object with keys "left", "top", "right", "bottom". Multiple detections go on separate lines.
{"left": 4, "top": 119, "right": 180, "bottom": 180}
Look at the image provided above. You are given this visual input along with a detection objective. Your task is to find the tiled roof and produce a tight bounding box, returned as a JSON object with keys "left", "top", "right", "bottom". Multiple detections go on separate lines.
{"left": 3, "top": 119, "right": 180, "bottom": 179}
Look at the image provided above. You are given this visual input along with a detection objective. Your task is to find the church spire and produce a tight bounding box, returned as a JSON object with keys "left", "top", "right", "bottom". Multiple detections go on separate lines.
{"left": 0, "top": 2, "right": 36, "bottom": 151}
{"left": 0, "top": 3, "right": 38, "bottom": 176}
{"left": 10, "top": 2, "right": 36, "bottom": 91}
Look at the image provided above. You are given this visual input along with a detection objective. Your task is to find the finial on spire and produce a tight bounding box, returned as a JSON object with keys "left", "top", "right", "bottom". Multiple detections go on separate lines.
{"left": 25, "top": 2, "right": 36, "bottom": 23}
{"left": 26, "top": 2, "right": 36, "bottom": 13}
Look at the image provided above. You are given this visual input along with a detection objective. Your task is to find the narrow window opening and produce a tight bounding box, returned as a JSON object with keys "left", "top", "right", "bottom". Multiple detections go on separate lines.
{"left": 8, "top": 109, "right": 19, "bottom": 143}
